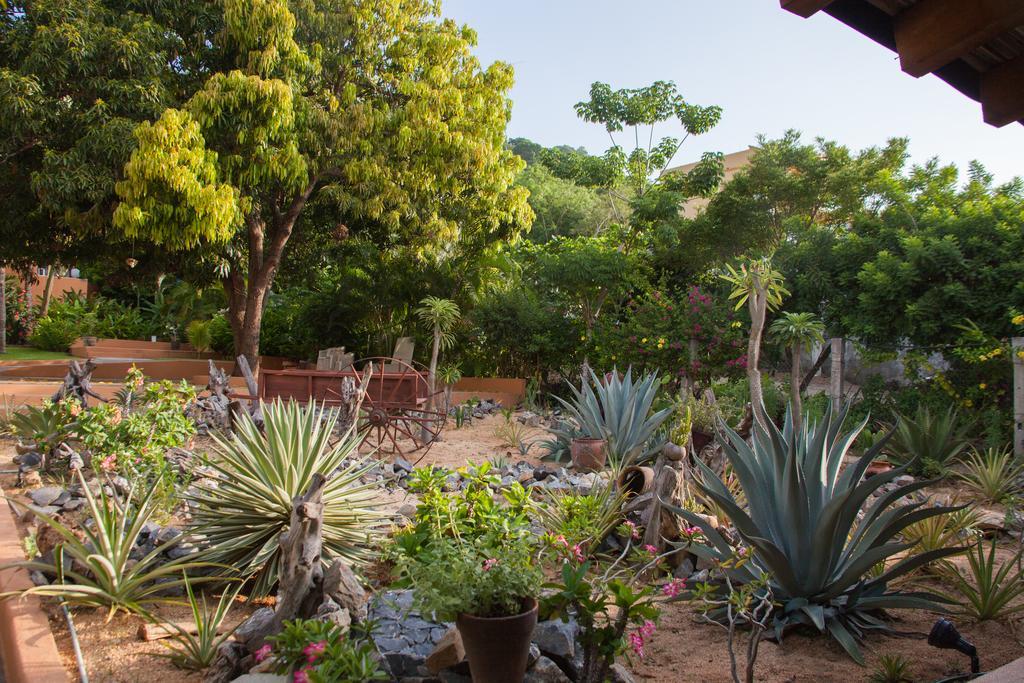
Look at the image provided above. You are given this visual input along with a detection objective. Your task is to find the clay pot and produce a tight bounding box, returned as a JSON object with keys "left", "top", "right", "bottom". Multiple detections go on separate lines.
{"left": 456, "top": 598, "right": 538, "bottom": 683}
{"left": 661, "top": 442, "right": 686, "bottom": 462}
{"left": 866, "top": 459, "right": 893, "bottom": 477}
{"left": 617, "top": 465, "right": 655, "bottom": 497}
{"left": 690, "top": 429, "right": 714, "bottom": 454}
{"left": 571, "top": 437, "right": 608, "bottom": 471}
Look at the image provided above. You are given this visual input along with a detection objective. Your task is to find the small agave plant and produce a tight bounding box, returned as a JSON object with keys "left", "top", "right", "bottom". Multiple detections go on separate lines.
{"left": 548, "top": 367, "right": 672, "bottom": 467}
{"left": 670, "top": 403, "right": 962, "bottom": 663}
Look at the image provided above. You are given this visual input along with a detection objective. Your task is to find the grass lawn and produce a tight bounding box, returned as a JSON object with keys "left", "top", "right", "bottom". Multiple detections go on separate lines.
{"left": 0, "top": 345, "right": 74, "bottom": 361}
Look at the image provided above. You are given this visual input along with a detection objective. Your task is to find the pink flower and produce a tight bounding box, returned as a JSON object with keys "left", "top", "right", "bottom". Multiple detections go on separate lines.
{"left": 303, "top": 640, "right": 327, "bottom": 663}
{"left": 640, "top": 620, "right": 657, "bottom": 638}
{"left": 629, "top": 631, "right": 645, "bottom": 658}
{"left": 482, "top": 558, "right": 498, "bottom": 571}
{"left": 293, "top": 669, "right": 312, "bottom": 683}
{"left": 254, "top": 644, "right": 272, "bottom": 663}
{"left": 623, "top": 520, "right": 640, "bottom": 540}
{"left": 100, "top": 454, "right": 118, "bottom": 472}
{"left": 644, "top": 544, "right": 658, "bottom": 555}
{"left": 662, "top": 578, "right": 686, "bottom": 598}
{"left": 571, "top": 544, "right": 584, "bottom": 563}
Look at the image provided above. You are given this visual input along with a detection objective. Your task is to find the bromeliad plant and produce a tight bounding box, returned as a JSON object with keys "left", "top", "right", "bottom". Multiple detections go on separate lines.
{"left": 548, "top": 367, "right": 672, "bottom": 467}
{"left": 10, "top": 398, "right": 80, "bottom": 471}
{"left": 188, "top": 399, "right": 385, "bottom": 596}
{"left": 885, "top": 405, "right": 970, "bottom": 478}
{"left": 956, "top": 445, "right": 1024, "bottom": 504}
{"left": 669, "top": 402, "right": 962, "bottom": 664}
{"left": 0, "top": 469, "right": 216, "bottom": 619}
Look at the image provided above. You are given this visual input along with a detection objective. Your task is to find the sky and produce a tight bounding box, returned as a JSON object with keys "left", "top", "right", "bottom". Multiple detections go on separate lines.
{"left": 441, "top": 0, "right": 1024, "bottom": 183}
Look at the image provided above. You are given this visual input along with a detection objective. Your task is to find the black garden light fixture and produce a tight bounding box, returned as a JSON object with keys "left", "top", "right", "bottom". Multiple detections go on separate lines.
{"left": 928, "top": 618, "right": 980, "bottom": 678}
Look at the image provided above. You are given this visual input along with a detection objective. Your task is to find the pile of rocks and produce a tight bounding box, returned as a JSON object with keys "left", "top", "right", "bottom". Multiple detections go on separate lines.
{"left": 368, "top": 590, "right": 634, "bottom": 683}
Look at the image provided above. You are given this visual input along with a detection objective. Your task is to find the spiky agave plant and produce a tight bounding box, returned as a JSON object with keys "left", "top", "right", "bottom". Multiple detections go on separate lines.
{"left": 551, "top": 367, "right": 672, "bottom": 467}
{"left": 188, "top": 399, "right": 386, "bottom": 596}
{"left": 669, "top": 403, "right": 962, "bottom": 664}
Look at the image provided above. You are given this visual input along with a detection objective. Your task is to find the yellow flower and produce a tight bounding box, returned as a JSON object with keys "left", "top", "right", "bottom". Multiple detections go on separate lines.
{"left": 641, "top": 338, "right": 648, "bottom": 343}
{"left": 979, "top": 383, "right": 987, "bottom": 390}
{"left": 1013, "top": 314, "right": 1024, "bottom": 325}
{"left": 963, "top": 399, "right": 973, "bottom": 408}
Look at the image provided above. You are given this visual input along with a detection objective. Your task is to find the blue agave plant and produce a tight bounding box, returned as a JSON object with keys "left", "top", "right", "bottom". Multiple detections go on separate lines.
{"left": 670, "top": 403, "right": 962, "bottom": 664}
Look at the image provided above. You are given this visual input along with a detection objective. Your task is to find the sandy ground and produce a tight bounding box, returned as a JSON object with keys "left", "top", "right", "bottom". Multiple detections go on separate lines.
{"left": 4, "top": 415, "right": 1024, "bottom": 682}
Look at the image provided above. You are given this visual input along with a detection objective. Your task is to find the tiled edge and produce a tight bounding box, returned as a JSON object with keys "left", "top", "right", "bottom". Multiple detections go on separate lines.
{"left": 0, "top": 487, "right": 69, "bottom": 683}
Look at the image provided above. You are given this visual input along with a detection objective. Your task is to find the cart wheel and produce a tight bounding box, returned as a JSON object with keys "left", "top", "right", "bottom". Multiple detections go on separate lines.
{"left": 353, "top": 356, "right": 447, "bottom": 463}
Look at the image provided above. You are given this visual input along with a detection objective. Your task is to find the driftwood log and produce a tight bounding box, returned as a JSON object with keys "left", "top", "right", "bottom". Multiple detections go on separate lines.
{"left": 52, "top": 359, "right": 103, "bottom": 406}
{"left": 186, "top": 360, "right": 233, "bottom": 432}
{"left": 204, "top": 474, "right": 369, "bottom": 683}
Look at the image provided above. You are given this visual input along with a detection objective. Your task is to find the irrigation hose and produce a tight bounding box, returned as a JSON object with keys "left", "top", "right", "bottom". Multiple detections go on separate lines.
{"left": 60, "top": 600, "right": 89, "bottom": 683}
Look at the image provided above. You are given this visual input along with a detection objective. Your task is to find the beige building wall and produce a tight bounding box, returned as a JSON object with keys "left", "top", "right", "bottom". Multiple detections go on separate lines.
{"left": 669, "top": 146, "right": 757, "bottom": 218}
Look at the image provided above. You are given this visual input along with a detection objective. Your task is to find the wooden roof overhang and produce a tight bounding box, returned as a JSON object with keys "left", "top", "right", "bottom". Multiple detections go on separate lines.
{"left": 781, "top": 0, "right": 1024, "bottom": 127}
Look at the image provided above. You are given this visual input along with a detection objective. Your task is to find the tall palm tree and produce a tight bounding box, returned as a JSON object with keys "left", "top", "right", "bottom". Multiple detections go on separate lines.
{"left": 769, "top": 311, "right": 825, "bottom": 431}
{"left": 415, "top": 297, "right": 460, "bottom": 438}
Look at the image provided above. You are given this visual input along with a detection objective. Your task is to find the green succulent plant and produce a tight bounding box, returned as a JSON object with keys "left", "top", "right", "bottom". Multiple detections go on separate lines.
{"left": 548, "top": 367, "right": 672, "bottom": 467}
{"left": 886, "top": 405, "right": 970, "bottom": 477}
{"left": 1, "top": 469, "right": 217, "bottom": 619}
{"left": 669, "top": 403, "right": 961, "bottom": 664}
{"left": 187, "top": 399, "right": 386, "bottom": 596}
{"left": 151, "top": 574, "right": 243, "bottom": 670}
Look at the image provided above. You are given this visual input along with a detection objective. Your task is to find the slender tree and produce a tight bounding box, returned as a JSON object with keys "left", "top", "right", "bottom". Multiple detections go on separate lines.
{"left": 0, "top": 267, "right": 6, "bottom": 354}
{"left": 769, "top": 311, "right": 825, "bottom": 431}
{"left": 415, "top": 296, "right": 460, "bottom": 406}
{"left": 722, "top": 259, "right": 789, "bottom": 429}
{"left": 113, "top": 0, "right": 531, "bottom": 369}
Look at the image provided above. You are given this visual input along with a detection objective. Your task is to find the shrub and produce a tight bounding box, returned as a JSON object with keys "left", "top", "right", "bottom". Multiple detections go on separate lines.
{"left": 532, "top": 483, "right": 626, "bottom": 556}
{"left": 75, "top": 367, "right": 196, "bottom": 510}
{"left": 670, "top": 403, "right": 960, "bottom": 663}
{"left": 266, "top": 619, "right": 387, "bottom": 682}
{"left": 886, "top": 405, "right": 970, "bottom": 477}
{"left": 188, "top": 400, "right": 384, "bottom": 596}
{"left": 208, "top": 313, "right": 234, "bottom": 355}
{"left": 0, "top": 469, "right": 215, "bottom": 619}
{"left": 185, "top": 319, "right": 213, "bottom": 353}
{"left": 28, "top": 316, "right": 80, "bottom": 351}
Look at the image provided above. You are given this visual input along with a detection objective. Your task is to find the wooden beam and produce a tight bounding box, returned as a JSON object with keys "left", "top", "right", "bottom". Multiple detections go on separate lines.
{"left": 982, "top": 55, "right": 1024, "bottom": 127}
{"left": 894, "top": 0, "right": 1024, "bottom": 77}
{"left": 780, "top": 0, "right": 836, "bottom": 18}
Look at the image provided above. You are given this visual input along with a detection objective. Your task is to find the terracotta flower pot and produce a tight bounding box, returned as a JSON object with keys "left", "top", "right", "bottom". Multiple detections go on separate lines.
{"left": 866, "top": 459, "right": 893, "bottom": 476}
{"left": 570, "top": 437, "right": 608, "bottom": 471}
{"left": 690, "top": 429, "right": 714, "bottom": 454}
{"left": 617, "top": 465, "right": 655, "bottom": 497}
{"left": 456, "top": 598, "right": 538, "bottom": 683}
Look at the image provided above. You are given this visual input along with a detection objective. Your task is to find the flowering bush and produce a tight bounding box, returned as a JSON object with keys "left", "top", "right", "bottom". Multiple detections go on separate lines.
{"left": 265, "top": 619, "right": 386, "bottom": 682}
{"left": 393, "top": 463, "right": 543, "bottom": 619}
{"left": 4, "top": 278, "right": 32, "bottom": 344}
{"left": 589, "top": 286, "right": 746, "bottom": 390}
{"left": 75, "top": 367, "right": 196, "bottom": 509}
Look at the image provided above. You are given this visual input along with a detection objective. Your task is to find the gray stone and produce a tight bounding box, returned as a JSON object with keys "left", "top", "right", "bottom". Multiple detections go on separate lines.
{"left": 14, "top": 452, "right": 42, "bottom": 468}
{"left": 438, "top": 671, "right": 471, "bottom": 683}
{"left": 22, "top": 504, "right": 61, "bottom": 521}
{"left": 528, "top": 642, "right": 541, "bottom": 668}
{"left": 532, "top": 620, "right": 577, "bottom": 659}
{"left": 29, "top": 486, "right": 65, "bottom": 507}
{"left": 397, "top": 502, "right": 419, "bottom": 519}
{"left": 673, "top": 556, "right": 696, "bottom": 579}
{"left": 524, "top": 656, "right": 570, "bottom": 682}
{"left": 166, "top": 544, "right": 198, "bottom": 560}
{"left": 155, "top": 526, "right": 182, "bottom": 545}
{"left": 609, "top": 663, "right": 636, "bottom": 683}
{"left": 376, "top": 637, "right": 410, "bottom": 652}
{"left": 393, "top": 458, "right": 414, "bottom": 474}
{"left": 61, "top": 498, "right": 86, "bottom": 512}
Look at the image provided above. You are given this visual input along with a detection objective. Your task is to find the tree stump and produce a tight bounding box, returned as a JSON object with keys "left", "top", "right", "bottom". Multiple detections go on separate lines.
{"left": 52, "top": 359, "right": 103, "bottom": 406}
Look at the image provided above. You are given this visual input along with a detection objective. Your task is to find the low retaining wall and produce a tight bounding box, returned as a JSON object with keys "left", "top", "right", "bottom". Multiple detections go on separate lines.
{"left": 0, "top": 486, "right": 68, "bottom": 682}
{"left": 451, "top": 376, "right": 527, "bottom": 408}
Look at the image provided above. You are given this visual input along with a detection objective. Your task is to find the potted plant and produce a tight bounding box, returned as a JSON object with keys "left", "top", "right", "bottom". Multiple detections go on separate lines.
{"left": 684, "top": 393, "right": 720, "bottom": 454}
{"left": 395, "top": 464, "right": 543, "bottom": 683}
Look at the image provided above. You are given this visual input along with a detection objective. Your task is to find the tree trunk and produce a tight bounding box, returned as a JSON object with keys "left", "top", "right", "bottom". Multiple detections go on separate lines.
{"left": 790, "top": 342, "right": 802, "bottom": 432}
{"left": 799, "top": 344, "right": 831, "bottom": 394}
{"left": 0, "top": 267, "right": 6, "bottom": 354}
{"left": 422, "top": 326, "right": 441, "bottom": 442}
{"left": 747, "top": 273, "right": 768, "bottom": 430}
{"left": 39, "top": 266, "right": 56, "bottom": 318}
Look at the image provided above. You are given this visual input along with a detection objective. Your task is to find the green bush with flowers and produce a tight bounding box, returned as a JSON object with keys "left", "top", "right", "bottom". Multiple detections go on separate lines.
{"left": 258, "top": 619, "right": 386, "bottom": 682}
{"left": 75, "top": 367, "right": 196, "bottom": 510}
{"left": 589, "top": 285, "right": 746, "bottom": 391}
{"left": 392, "top": 462, "right": 543, "bottom": 619}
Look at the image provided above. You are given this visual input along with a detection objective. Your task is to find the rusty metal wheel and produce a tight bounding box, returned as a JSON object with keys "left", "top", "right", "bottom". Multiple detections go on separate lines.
{"left": 353, "top": 356, "right": 446, "bottom": 463}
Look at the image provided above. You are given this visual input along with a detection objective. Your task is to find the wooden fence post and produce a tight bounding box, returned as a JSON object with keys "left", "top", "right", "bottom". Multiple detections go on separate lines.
{"left": 1013, "top": 337, "right": 1024, "bottom": 458}
{"left": 830, "top": 337, "right": 844, "bottom": 413}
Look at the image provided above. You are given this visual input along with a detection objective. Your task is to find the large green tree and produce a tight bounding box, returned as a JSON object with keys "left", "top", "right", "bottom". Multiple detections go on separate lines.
{"left": 113, "top": 0, "right": 531, "bottom": 367}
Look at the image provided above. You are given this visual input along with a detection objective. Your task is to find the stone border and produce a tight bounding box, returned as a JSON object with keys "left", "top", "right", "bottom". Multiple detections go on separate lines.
{"left": 0, "top": 485, "right": 69, "bottom": 683}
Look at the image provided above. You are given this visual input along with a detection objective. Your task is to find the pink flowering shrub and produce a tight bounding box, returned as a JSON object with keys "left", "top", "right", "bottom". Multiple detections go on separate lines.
{"left": 266, "top": 619, "right": 385, "bottom": 682}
